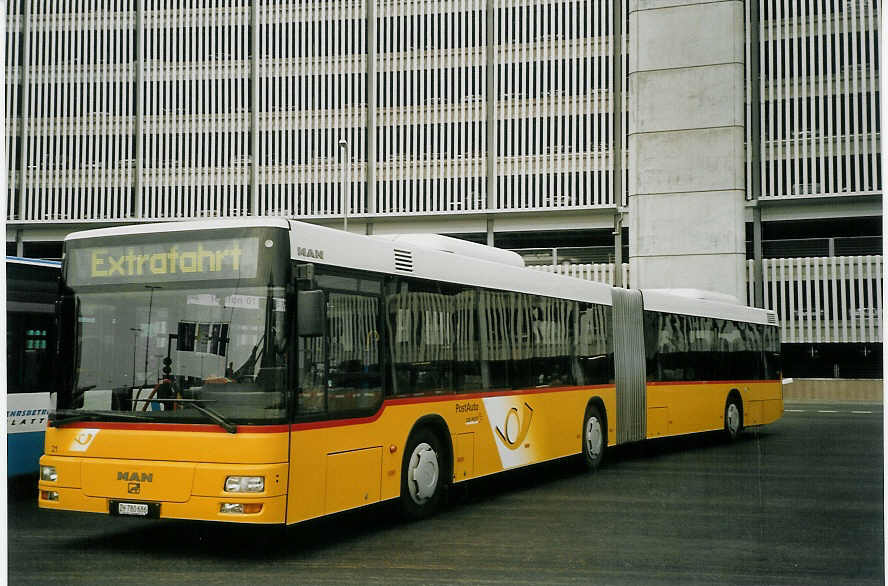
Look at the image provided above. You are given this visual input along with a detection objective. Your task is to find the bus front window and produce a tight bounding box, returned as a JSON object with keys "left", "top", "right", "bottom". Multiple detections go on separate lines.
{"left": 61, "top": 283, "right": 288, "bottom": 425}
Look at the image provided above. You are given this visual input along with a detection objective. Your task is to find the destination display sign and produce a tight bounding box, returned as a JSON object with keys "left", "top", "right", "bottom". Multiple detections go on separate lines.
{"left": 67, "top": 237, "right": 260, "bottom": 285}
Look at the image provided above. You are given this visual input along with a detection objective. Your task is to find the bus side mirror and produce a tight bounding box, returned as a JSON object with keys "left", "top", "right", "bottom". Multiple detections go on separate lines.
{"left": 297, "top": 290, "right": 326, "bottom": 337}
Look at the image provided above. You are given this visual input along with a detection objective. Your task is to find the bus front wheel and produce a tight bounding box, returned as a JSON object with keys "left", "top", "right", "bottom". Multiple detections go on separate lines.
{"left": 581, "top": 404, "right": 606, "bottom": 471}
{"left": 400, "top": 428, "right": 446, "bottom": 520}
{"left": 724, "top": 396, "right": 743, "bottom": 441}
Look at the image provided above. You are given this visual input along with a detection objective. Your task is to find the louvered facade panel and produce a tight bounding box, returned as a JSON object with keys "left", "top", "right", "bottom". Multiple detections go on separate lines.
{"left": 10, "top": 1, "right": 138, "bottom": 222}
{"left": 751, "top": 0, "right": 881, "bottom": 200}
{"left": 3, "top": 1, "right": 881, "bottom": 223}
{"left": 256, "top": 1, "right": 367, "bottom": 219}
{"left": 5, "top": 0, "right": 633, "bottom": 221}
{"left": 141, "top": 0, "right": 252, "bottom": 219}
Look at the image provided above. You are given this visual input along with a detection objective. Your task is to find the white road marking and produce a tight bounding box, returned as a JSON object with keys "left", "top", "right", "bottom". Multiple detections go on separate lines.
{"left": 785, "top": 408, "right": 878, "bottom": 415}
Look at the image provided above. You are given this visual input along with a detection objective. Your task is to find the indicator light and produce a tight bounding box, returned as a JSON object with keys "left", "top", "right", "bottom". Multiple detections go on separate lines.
{"left": 41, "top": 490, "right": 59, "bottom": 502}
{"left": 220, "top": 502, "right": 262, "bottom": 514}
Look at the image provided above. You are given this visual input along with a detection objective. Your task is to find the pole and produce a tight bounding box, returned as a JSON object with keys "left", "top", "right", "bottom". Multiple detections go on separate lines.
{"left": 485, "top": 0, "right": 495, "bottom": 213}
{"left": 134, "top": 0, "right": 144, "bottom": 218}
{"left": 339, "top": 139, "right": 349, "bottom": 231}
{"left": 143, "top": 286, "right": 160, "bottom": 386}
{"left": 17, "top": 0, "right": 32, "bottom": 220}
{"left": 612, "top": 0, "right": 623, "bottom": 210}
{"left": 366, "top": 0, "right": 376, "bottom": 220}
{"left": 250, "top": 0, "right": 259, "bottom": 215}
{"left": 749, "top": 0, "right": 764, "bottom": 307}
{"left": 130, "top": 328, "right": 140, "bottom": 389}
{"left": 612, "top": 0, "right": 625, "bottom": 289}
{"left": 613, "top": 212, "right": 623, "bottom": 287}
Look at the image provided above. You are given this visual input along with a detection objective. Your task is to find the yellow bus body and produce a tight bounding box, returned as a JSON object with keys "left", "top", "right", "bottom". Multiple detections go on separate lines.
{"left": 646, "top": 380, "right": 783, "bottom": 438}
{"left": 38, "top": 380, "right": 780, "bottom": 525}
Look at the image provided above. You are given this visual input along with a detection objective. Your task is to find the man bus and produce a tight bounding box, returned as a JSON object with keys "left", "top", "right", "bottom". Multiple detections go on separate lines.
{"left": 39, "top": 218, "right": 781, "bottom": 523}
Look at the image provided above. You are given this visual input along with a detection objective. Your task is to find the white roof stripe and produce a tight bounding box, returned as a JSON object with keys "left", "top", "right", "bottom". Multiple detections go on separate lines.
{"left": 288, "top": 221, "right": 614, "bottom": 305}
{"left": 59, "top": 219, "right": 777, "bottom": 322}
{"left": 7, "top": 256, "right": 62, "bottom": 268}
{"left": 64, "top": 217, "right": 290, "bottom": 241}
{"left": 641, "top": 289, "right": 777, "bottom": 326}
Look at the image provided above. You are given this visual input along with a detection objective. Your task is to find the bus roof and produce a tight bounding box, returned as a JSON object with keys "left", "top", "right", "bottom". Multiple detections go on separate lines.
{"left": 641, "top": 289, "right": 777, "bottom": 326}
{"left": 63, "top": 217, "right": 290, "bottom": 241}
{"left": 6, "top": 256, "right": 62, "bottom": 268}
{"left": 288, "top": 220, "right": 614, "bottom": 305}
{"left": 59, "top": 219, "right": 778, "bottom": 322}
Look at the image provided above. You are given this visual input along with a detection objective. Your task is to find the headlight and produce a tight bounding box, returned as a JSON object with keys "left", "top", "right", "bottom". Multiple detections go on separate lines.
{"left": 40, "top": 465, "right": 57, "bottom": 482}
{"left": 224, "top": 476, "right": 264, "bottom": 493}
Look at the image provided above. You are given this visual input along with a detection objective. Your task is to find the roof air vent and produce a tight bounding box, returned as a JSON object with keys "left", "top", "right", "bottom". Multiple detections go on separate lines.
{"left": 394, "top": 249, "right": 414, "bottom": 272}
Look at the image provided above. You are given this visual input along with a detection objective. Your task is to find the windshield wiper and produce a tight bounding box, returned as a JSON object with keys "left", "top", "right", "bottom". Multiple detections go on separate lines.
{"left": 50, "top": 410, "right": 156, "bottom": 427}
{"left": 131, "top": 398, "right": 238, "bottom": 434}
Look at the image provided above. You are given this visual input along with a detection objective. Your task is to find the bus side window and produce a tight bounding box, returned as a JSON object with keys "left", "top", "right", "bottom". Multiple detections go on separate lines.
{"left": 295, "top": 268, "right": 386, "bottom": 418}
{"left": 326, "top": 292, "right": 383, "bottom": 413}
{"left": 762, "top": 325, "right": 781, "bottom": 379}
{"left": 296, "top": 332, "right": 326, "bottom": 414}
{"left": 7, "top": 313, "right": 55, "bottom": 394}
{"left": 576, "top": 302, "right": 612, "bottom": 385}
{"left": 386, "top": 279, "right": 481, "bottom": 396}
{"left": 530, "top": 296, "right": 576, "bottom": 388}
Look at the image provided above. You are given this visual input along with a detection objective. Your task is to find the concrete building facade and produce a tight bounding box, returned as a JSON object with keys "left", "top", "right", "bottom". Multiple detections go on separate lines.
{"left": 4, "top": 0, "right": 883, "bottom": 376}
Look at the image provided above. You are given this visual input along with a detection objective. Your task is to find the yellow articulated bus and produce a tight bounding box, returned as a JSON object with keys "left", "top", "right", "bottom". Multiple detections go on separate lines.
{"left": 39, "top": 218, "right": 782, "bottom": 524}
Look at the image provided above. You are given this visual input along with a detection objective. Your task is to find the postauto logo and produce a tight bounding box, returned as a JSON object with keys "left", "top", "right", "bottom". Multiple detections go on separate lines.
{"left": 69, "top": 237, "right": 259, "bottom": 285}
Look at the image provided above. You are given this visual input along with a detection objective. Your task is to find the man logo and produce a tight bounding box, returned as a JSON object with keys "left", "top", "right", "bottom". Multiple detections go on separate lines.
{"left": 495, "top": 402, "right": 534, "bottom": 450}
{"left": 118, "top": 471, "right": 153, "bottom": 482}
{"left": 296, "top": 246, "right": 324, "bottom": 260}
{"left": 127, "top": 483, "right": 141, "bottom": 494}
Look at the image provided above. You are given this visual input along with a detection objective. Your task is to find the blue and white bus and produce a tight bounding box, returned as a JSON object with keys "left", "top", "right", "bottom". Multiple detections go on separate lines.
{"left": 7, "top": 256, "right": 60, "bottom": 477}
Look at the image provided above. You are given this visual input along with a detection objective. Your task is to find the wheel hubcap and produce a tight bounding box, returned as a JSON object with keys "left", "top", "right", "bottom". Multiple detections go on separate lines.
{"left": 407, "top": 442, "right": 439, "bottom": 505}
{"left": 727, "top": 403, "right": 740, "bottom": 434}
{"left": 585, "top": 417, "right": 602, "bottom": 459}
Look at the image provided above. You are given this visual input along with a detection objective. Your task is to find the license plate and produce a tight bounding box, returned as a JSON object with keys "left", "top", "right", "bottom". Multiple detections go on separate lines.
{"left": 109, "top": 499, "right": 159, "bottom": 518}
{"left": 117, "top": 502, "right": 149, "bottom": 516}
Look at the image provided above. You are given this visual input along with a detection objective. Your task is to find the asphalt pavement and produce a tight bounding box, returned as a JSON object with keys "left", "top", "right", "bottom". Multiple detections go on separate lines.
{"left": 7, "top": 402, "right": 884, "bottom": 585}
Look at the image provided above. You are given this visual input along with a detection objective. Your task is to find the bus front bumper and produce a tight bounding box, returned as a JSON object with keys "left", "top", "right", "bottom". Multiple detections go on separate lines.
{"left": 38, "top": 486, "right": 287, "bottom": 523}
{"left": 37, "top": 455, "right": 288, "bottom": 524}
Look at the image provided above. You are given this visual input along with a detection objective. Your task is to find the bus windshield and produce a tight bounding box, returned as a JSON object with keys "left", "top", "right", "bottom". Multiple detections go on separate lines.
{"left": 56, "top": 229, "right": 289, "bottom": 426}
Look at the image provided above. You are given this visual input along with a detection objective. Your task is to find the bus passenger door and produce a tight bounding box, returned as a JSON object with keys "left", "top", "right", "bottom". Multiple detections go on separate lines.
{"left": 288, "top": 271, "right": 386, "bottom": 523}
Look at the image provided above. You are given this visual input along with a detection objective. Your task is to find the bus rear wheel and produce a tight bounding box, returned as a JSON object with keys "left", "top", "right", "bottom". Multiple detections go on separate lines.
{"left": 400, "top": 428, "right": 446, "bottom": 520}
{"left": 581, "top": 405, "right": 606, "bottom": 471}
{"left": 724, "top": 397, "right": 743, "bottom": 441}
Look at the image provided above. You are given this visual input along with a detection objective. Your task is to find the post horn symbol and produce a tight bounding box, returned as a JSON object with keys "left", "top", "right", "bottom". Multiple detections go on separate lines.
{"left": 495, "top": 402, "right": 534, "bottom": 450}
{"left": 74, "top": 432, "right": 94, "bottom": 445}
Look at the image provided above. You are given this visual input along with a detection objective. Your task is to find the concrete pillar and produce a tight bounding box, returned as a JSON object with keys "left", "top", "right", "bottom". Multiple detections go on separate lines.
{"left": 627, "top": 0, "right": 747, "bottom": 300}
{"left": 250, "top": 0, "right": 259, "bottom": 215}
{"left": 365, "top": 0, "right": 377, "bottom": 216}
{"left": 17, "top": 0, "right": 31, "bottom": 221}
{"left": 134, "top": 0, "right": 144, "bottom": 219}
{"left": 485, "top": 0, "right": 496, "bottom": 211}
